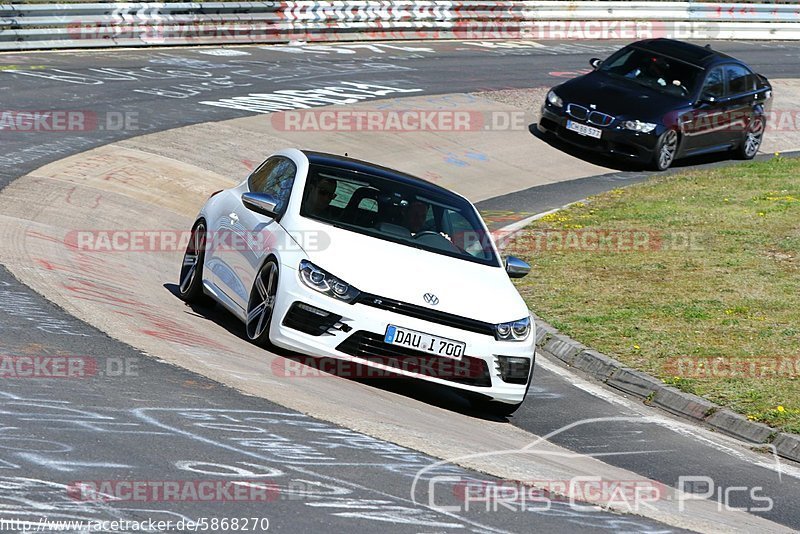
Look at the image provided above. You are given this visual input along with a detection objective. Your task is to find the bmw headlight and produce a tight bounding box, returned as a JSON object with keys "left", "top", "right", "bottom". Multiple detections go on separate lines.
{"left": 547, "top": 90, "right": 564, "bottom": 108}
{"left": 299, "top": 260, "right": 360, "bottom": 303}
{"left": 495, "top": 316, "right": 531, "bottom": 341}
{"left": 623, "top": 120, "right": 657, "bottom": 133}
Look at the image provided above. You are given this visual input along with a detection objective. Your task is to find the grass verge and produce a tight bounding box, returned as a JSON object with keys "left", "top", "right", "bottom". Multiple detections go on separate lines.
{"left": 506, "top": 156, "right": 800, "bottom": 433}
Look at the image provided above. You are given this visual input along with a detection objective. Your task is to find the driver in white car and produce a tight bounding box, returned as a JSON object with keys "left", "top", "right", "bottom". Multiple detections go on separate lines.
{"left": 402, "top": 200, "right": 428, "bottom": 234}
{"left": 307, "top": 178, "right": 338, "bottom": 218}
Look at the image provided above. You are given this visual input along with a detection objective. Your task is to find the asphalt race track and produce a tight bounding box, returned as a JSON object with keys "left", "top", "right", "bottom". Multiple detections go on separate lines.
{"left": 1, "top": 40, "right": 800, "bottom": 533}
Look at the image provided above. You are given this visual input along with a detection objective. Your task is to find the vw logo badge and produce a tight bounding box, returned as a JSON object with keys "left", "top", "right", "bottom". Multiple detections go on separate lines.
{"left": 423, "top": 293, "right": 439, "bottom": 305}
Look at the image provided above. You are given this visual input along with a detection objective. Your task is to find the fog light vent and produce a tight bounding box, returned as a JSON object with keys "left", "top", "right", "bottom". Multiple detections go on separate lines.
{"left": 496, "top": 356, "right": 531, "bottom": 384}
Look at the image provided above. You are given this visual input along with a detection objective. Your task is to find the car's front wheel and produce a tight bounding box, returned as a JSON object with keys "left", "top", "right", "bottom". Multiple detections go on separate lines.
{"left": 650, "top": 129, "right": 679, "bottom": 171}
{"left": 472, "top": 398, "right": 524, "bottom": 418}
{"left": 178, "top": 221, "right": 207, "bottom": 303}
{"left": 246, "top": 259, "right": 279, "bottom": 345}
{"left": 737, "top": 115, "right": 764, "bottom": 160}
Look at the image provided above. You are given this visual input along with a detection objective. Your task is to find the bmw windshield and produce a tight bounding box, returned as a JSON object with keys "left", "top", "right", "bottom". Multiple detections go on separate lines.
{"left": 300, "top": 164, "right": 501, "bottom": 267}
{"left": 599, "top": 47, "right": 703, "bottom": 97}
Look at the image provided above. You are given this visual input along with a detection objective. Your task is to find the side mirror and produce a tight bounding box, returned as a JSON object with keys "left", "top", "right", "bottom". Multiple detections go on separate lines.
{"left": 505, "top": 256, "right": 531, "bottom": 278}
{"left": 242, "top": 192, "right": 279, "bottom": 218}
{"left": 590, "top": 58, "right": 602, "bottom": 70}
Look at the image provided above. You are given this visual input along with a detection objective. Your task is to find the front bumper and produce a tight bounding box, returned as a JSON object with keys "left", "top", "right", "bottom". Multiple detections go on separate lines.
{"left": 268, "top": 267, "right": 535, "bottom": 405}
{"left": 538, "top": 102, "right": 660, "bottom": 162}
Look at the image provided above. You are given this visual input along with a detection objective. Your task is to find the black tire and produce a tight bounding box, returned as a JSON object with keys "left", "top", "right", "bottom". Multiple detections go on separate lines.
{"left": 650, "top": 129, "right": 679, "bottom": 171}
{"left": 737, "top": 115, "right": 764, "bottom": 160}
{"left": 245, "top": 258, "right": 279, "bottom": 346}
{"left": 470, "top": 354, "right": 536, "bottom": 418}
{"left": 178, "top": 221, "right": 207, "bottom": 303}
{"left": 471, "top": 398, "right": 524, "bottom": 418}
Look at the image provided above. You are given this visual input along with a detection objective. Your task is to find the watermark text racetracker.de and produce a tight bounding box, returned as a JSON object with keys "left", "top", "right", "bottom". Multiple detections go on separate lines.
{"left": 271, "top": 109, "right": 530, "bottom": 132}
{"left": 453, "top": 20, "right": 722, "bottom": 41}
{"left": 0, "top": 110, "right": 139, "bottom": 133}
{"left": 496, "top": 229, "right": 706, "bottom": 253}
{"left": 66, "top": 229, "right": 330, "bottom": 253}
{"left": 67, "top": 479, "right": 278, "bottom": 502}
{"left": 271, "top": 354, "right": 487, "bottom": 381}
{"left": 665, "top": 356, "right": 800, "bottom": 379}
{"left": 0, "top": 355, "right": 138, "bottom": 378}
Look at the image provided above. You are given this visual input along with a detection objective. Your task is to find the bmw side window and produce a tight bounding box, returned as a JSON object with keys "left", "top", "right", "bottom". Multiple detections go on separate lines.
{"left": 248, "top": 157, "right": 296, "bottom": 217}
{"left": 700, "top": 68, "right": 725, "bottom": 100}
{"left": 725, "top": 64, "right": 755, "bottom": 96}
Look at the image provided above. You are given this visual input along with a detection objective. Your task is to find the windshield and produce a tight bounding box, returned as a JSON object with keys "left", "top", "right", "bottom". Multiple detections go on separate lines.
{"left": 599, "top": 47, "right": 703, "bottom": 97}
{"left": 300, "top": 164, "right": 500, "bottom": 267}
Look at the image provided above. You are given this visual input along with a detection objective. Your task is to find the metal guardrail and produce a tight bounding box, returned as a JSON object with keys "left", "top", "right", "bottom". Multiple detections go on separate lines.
{"left": 1, "top": 1, "right": 800, "bottom": 51}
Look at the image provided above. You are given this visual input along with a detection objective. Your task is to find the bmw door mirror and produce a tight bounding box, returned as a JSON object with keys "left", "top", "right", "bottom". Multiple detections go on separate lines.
{"left": 242, "top": 192, "right": 279, "bottom": 218}
{"left": 590, "top": 58, "right": 602, "bottom": 70}
{"left": 505, "top": 256, "right": 530, "bottom": 278}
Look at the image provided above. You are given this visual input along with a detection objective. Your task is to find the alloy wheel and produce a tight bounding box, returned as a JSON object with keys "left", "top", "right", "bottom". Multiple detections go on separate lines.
{"left": 246, "top": 261, "right": 278, "bottom": 342}
{"left": 178, "top": 222, "right": 206, "bottom": 301}
{"left": 743, "top": 117, "right": 764, "bottom": 158}
{"left": 658, "top": 130, "right": 678, "bottom": 170}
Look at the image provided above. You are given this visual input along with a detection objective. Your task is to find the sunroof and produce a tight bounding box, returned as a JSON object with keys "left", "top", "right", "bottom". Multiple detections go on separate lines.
{"left": 639, "top": 39, "right": 716, "bottom": 64}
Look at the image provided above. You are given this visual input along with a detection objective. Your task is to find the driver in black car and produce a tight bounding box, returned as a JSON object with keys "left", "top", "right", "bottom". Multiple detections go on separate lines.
{"left": 627, "top": 56, "right": 669, "bottom": 87}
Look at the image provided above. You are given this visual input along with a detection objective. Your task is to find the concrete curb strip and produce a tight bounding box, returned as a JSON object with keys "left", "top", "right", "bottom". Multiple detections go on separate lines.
{"left": 652, "top": 387, "right": 716, "bottom": 422}
{"left": 773, "top": 433, "right": 800, "bottom": 462}
{"left": 532, "top": 312, "right": 800, "bottom": 464}
{"left": 706, "top": 410, "right": 775, "bottom": 444}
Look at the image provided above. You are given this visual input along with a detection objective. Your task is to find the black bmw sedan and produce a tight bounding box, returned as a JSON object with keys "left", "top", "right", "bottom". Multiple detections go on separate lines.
{"left": 538, "top": 39, "right": 772, "bottom": 170}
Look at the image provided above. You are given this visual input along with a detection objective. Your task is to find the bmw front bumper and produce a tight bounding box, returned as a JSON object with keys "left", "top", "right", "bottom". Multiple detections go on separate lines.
{"left": 538, "top": 102, "right": 660, "bottom": 163}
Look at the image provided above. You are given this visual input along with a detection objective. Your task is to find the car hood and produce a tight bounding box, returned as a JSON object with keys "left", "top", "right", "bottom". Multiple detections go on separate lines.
{"left": 555, "top": 71, "right": 690, "bottom": 122}
{"left": 288, "top": 219, "right": 530, "bottom": 324}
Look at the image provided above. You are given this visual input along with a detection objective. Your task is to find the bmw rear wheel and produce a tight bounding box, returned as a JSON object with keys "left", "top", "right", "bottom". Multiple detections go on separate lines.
{"left": 651, "top": 129, "right": 679, "bottom": 171}
{"left": 738, "top": 115, "right": 764, "bottom": 160}
{"left": 246, "top": 259, "right": 279, "bottom": 345}
{"left": 178, "top": 221, "right": 207, "bottom": 303}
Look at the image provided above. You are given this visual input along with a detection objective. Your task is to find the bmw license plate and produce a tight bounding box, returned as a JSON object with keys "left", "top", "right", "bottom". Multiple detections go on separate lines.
{"left": 384, "top": 325, "right": 465, "bottom": 360}
{"left": 566, "top": 120, "right": 602, "bottom": 139}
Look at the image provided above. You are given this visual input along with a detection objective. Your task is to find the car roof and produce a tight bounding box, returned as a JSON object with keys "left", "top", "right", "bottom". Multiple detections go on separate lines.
{"left": 631, "top": 38, "right": 737, "bottom": 68}
{"left": 301, "top": 150, "right": 458, "bottom": 198}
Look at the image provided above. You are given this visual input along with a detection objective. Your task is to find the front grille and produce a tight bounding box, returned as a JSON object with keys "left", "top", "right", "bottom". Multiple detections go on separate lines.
{"left": 282, "top": 302, "right": 345, "bottom": 336}
{"left": 336, "top": 330, "right": 492, "bottom": 387}
{"left": 353, "top": 293, "right": 495, "bottom": 337}
{"left": 567, "top": 104, "right": 615, "bottom": 127}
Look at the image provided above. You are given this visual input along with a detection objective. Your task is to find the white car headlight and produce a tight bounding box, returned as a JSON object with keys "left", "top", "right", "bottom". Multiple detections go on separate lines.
{"left": 623, "top": 120, "right": 657, "bottom": 133}
{"left": 495, "top": 316, "right": 531, "bottom": 341}
{"left": 299, "top": 260, "right": 360, "bottom": 303}
{"left": 547, "top": 90, "right": 564, "bottom": 108}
